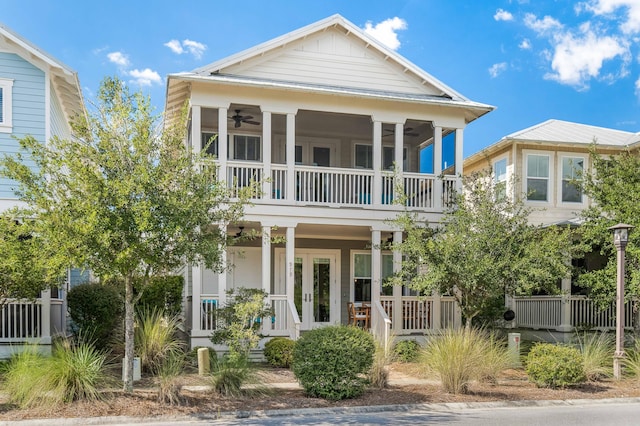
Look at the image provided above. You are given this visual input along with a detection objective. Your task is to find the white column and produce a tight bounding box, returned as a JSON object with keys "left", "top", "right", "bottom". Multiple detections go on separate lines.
{"left": 372, "top": 121, "right": 382, "bottom": 206}
{"left": 40, "top": 289, "right": 51, "bottom": 344}
{"left": 262, "top": 225, "right": 272, "bottom": 295}
{"left": 262, "top": 111, "right": 272, "bottom": 200}
{"left": 218, "top": 223, "right": 228, "bottom": 306}
{"left": 191, "top": 263, "right": 202, "bottom": 335}
{"left": 392, "top": 230, "right": 403, "bottom": 333}
{"left": 191, "top": 105, "right": 201, "bottom": 154}
{"left": 431, "top": 291, "right": 441, "bottom": 331}
{"left": 559, "top": 254, "right": 573, "bottom": 333}
{"left": 218, "top": 107, "right": 228, "bottom": 184}
{"left": 371, "top": 229, "right": 382, "bottom": 304}
{"left": 285, "top": 226, "right": 296, "bottom": 300}
{"left": 454, "top": 128, "right": 464, "bottom": 192}
{"left": 286, "top": 113, "right": 296, "bottom": 202}
{"left": 394, "top": 123, "right": 404, "bottom": 204}
{"left": 433, "top": 126, "right": 443, "bottom": 209}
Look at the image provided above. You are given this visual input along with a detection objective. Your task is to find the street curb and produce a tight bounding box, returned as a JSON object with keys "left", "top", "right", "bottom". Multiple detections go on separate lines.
{"left": 3, "top": 397, "right": 640, "bottom": 425}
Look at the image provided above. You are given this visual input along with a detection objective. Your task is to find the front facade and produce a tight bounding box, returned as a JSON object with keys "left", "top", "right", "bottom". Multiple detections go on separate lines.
{"left": 465, "top": 119, "right": 640, "bottom": 338}
{"left": 166, "top": 15, "right": 492, "bottom": 348}
{"left": 0, "top": 23, "right": 84, "bottom": 355}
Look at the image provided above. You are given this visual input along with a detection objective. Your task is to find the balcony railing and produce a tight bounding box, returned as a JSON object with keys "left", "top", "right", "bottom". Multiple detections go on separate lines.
{"left": 226, "top": 161, "right": 458, "bottom": 209}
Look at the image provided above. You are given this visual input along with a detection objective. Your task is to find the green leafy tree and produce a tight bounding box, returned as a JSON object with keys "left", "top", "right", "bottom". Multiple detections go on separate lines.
{"left": 577, "top": 147, "right": 640, "bottom": 315}
{"left": 0, "top": 76, "right": 249, "bottom": 392}
{"left": 0, "top": 210, "right": 65, "bottom": 305}
{"left": 391, "top": 171, "right": 573, "bottom": 327}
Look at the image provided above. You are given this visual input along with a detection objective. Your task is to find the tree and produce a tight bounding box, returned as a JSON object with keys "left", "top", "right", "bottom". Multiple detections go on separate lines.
{"left": 0, "top": 210, "right": 65, "bottom": 305}
{"left": 577, "top": 147, "right": 640, "bottom": 311}
{"left": 391, "top": 171, "right": 573, "bottom": 328}
{"left": 0, "top": 77, "right": 248, "bottom": 392}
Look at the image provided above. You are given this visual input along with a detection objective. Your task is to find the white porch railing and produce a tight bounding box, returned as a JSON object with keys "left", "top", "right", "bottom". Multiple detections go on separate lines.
{"left": 200, "top": 296, "right": 220, "bottom": 332}
{"left": 379, "top": 296, "right": 461, "bottom": 334}
{"left": 371, "top": 301, "right": 392, "bottom": 350}
{"left": 512, "top": 295, "right": 636, "bottom": 331}
{"left": 264, "top": 294, "right": 301, "bottom": 340}
{"left": 0, "top": 300, "right": 43, "bottom": 342}
{"left": 223, "top": 161, "right": 458, "bottom": 209}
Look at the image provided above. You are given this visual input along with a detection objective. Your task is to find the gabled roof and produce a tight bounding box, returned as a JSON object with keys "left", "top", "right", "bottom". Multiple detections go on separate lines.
{"left": 466, "top": 119, "right": 639, "bottom": 165}
{"left": 0, "top": 22, "right": 84, "bottom": 125}
{"left": 166, "top": 14, "right": 493, "bottom": 123}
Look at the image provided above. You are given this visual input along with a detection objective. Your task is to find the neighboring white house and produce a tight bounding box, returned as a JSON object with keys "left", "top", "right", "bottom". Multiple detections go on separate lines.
{"left": 0, "top": 23, "right": 84, "bottom": 356}
{"left": 465, "top": 119, "right": 640, "bottom": 339}
{"left": 165, "top": 14, "right": 494, "bottom": 349}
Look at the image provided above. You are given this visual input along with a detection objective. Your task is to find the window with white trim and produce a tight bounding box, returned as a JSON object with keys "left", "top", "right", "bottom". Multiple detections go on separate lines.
{"left": 561, "top": 156, "right": 584, "bottom": 203}
{"left": 526, "top": 154, "right": 549, "bottom": 201}
{"left": 0, "top": 78, "right": 14, "bottom": 133}
{"left": 233, "top": 135, "right": 260, "bottom": 161}
{"left": 493, "top": 157, "right": 507, "bottom": 200}
{"left": 353, "top": 252, "right": 393, "bottom": 302}
{"left": 355, "top": 144, "right": 407, "bottom": 170}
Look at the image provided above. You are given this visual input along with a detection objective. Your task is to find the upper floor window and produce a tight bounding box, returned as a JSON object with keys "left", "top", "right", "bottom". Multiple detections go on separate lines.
{"left": 233, "top": 135, "right": 260, "bottom": 161}
{"left": 526, "top": 154, "right": 549, "bottom": 201}
{"left": 202, "top": 132, "right": 219, "bottom": 157}
{"left": 493, "top": 158, "right": 507, "bottom": 200}
{"left": 355, "top": 144, "right": 407, "bottom": 170}
{"left": 0, "top": 78, "right": 14, "bottom": 133}
{"left": 561, "top": 156, "right": 584, "bottom": 203}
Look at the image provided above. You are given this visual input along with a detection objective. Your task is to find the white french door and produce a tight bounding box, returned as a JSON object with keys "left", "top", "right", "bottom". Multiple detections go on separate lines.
{"left": 277, "top": 249, "right": 339, "bottom": 329}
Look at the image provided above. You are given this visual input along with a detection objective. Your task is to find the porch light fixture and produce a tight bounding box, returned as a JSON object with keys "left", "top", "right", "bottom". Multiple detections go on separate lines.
{"left": 609, "top": 223, "right": 634, "bottom": 380}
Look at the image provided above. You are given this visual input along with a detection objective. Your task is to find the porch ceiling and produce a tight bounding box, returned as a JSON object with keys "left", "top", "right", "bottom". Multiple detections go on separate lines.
{"left": 232, "top": 222, "right": 376, "bottom": 241}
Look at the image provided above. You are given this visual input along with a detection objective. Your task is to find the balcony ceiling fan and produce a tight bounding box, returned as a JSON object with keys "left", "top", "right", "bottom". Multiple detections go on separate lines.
{"left": 383, "top": 126, "right": 419, "bottom": 137}
{"left": 229, "top": 110, "right": 260, "bottom": 128}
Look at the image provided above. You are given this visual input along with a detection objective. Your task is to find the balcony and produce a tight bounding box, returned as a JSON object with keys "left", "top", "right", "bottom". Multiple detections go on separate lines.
{"left": 226, "top": 160, "right": 458, "bottom": 210}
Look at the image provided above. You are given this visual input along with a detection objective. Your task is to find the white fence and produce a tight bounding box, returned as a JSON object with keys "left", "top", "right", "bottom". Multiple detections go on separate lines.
{"left": 380, "top": 296, "right": 460, "bottom": 334}
{"left": 512, "top": 295, "right": 636, "bottom": 330}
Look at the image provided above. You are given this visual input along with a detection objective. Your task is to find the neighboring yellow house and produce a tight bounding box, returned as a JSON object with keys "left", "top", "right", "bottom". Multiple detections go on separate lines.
{"left": 465, "top": 119, "right": 640, "bottom": 339}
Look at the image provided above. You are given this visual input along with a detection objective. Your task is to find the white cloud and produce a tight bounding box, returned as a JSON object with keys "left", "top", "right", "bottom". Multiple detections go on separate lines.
{"left": 494, "top": 9, "right": 514, "bottom": 21}
{"left": 582, "top": 0, "right": 640, "bottom": 34}
{"left": 544, "top": 29, "right": 629, "bottom": 88}
{"left": 182, "top": 39, "right": 207, "bottom": 59}
{"left": 519, "top": 38, "right": 532, "bottom": 49}
{"left": 128, "top": 68, "right": 162, "bottom": 86}
{"left": 489, "top": 62, "right": 508, "bottom": 77}
{"left": 164, "top": 39, "right": 184, "bottom": 55}
{"left": 524, "top": 13, "right": 563, "bottom": 34}
{"left": 363, "top": 17, "right": 407, "bottom": 51}
{"left": 164, "top": 39, "right": 207, "bottom": 59}
{"left": 107, "top": 51, "right": 130, "bottom": 67}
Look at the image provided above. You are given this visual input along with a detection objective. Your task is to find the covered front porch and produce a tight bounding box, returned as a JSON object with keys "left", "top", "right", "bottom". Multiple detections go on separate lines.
{"left": 185, "top": 223, "right": 462, "bottom": 350}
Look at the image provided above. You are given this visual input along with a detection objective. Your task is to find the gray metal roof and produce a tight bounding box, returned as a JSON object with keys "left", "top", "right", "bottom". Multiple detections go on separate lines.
{"left": 506, "top": 119, "right": 636, "bottom": 146}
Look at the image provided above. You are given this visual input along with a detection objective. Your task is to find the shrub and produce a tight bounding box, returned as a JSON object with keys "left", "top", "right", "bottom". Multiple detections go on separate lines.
{"left": 574, "top": 332, "right": 613, "bottom": 381}
{"left": 393, "top": 339, "right": 420, "bottom": 363}
{"left": 136, "top": 275, "right": 183, "bottom": 317}
{"left": 420, "top": 328, "right": 511, "bottom": 394}
{"left": 292, "top": 325, "right": 374, "bottom": 400}
{"left": 135, "top": 308, "right": 184, "bottom": 376}
{"left": 264, "top": 337, "right": 295, "bottom": 368}
{"left": 3, "top": 340, "right": 110, "bottom": 408}
{"left": 526, "top": 343, "right": 586, "bottom": 388}
{"left": 67, "top": 282, "right": 123, "bottom": 350}
{"left": 210, "top": 288, "right": 273, "bottom": 361}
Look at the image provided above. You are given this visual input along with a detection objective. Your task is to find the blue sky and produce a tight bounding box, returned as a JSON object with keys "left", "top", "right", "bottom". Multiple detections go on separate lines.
{"left": 3, "top": 0, "right": 640, "bottom": 157}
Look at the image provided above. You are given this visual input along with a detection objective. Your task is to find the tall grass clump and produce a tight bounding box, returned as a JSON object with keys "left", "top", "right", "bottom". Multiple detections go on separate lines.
{"left": 368, "top": 334, "right": 395, "bottom": 389}
{"left": 156, "top": 352, "right": 186, "bottom": 404}
{"left": 135, "top": 308, "right": 184, "bottom": 376}
{"left": 624, "top": 339, "right": 640, "bottom": 379}
{"left": 209, "top": 355, "right": 257, "bottom": 396}
{"left": 3, "top": 340, "right": 110, "bottom": 408}
{"left": 573, "top": 331, "right": 613, "bottom": 381}
{"left": 420, "top": 328, "right": 511, "bottom": 394}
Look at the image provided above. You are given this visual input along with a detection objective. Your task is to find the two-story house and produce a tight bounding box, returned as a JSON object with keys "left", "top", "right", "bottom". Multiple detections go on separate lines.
{"left": 0, "top": 23, "right": 84, "bottom": 355}
{"left": 165, "top": 15, "right": 493, "bottom": 349}
{"left": 465, "top": 119, "right": 640, "bottom": 339}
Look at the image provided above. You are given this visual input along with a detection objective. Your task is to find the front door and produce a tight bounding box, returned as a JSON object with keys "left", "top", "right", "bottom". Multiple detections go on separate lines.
{"left": 278, "top": 249, "right": 339, "bottom": 329}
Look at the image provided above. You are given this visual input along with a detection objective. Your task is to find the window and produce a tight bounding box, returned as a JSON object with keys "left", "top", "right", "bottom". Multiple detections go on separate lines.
{"left": 493, "top": 158, "right": 507, "bottom": 200}
{"left": 561, "top": 156, "right": 584, "bottom": 203}
{"left": 202, "top": 132, "right": 218, "bottom": 157}
{"left": 0, "top": 78, "right": 14, "bottom": 133}
{"left": 526, "top": 154, "right": 549, "bottom": 201}
{"left": 233, "top": 135, "right": 260, "bottom": 161}
{"left": 353, "top": 252, "right": 393, "bottom": 302}
{"left": 355, "top": 144, "right": 406, "bottom": 170}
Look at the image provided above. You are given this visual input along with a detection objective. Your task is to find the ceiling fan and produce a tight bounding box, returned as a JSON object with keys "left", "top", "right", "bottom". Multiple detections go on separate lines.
{"left": 234, "top": 226, "right": 245, "bottom": 238}
{"left": 383, "top": 126, "right": 419, "bottom": 137}
{"left": 229, "top": 110, "right": 260, "bottom": 128}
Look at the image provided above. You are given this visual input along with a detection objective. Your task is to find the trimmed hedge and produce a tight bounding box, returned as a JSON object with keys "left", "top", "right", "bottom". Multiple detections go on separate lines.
{"left": 526, "top": 343, "right": 586, "bottom": 388}
{"left": 264, "top": 337, "right": 295, "bottom": 368}
{"left": 292, "top": 325, "right": 374, "bottom": 400}
{"left": 136, "top": 276, "right": 183, "bottom": 317}
{"left": 393, "top": 339, "right": 421, "bottom": 363}
{"left": 67, "top": 283, "right": 123, "bottom": 349}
